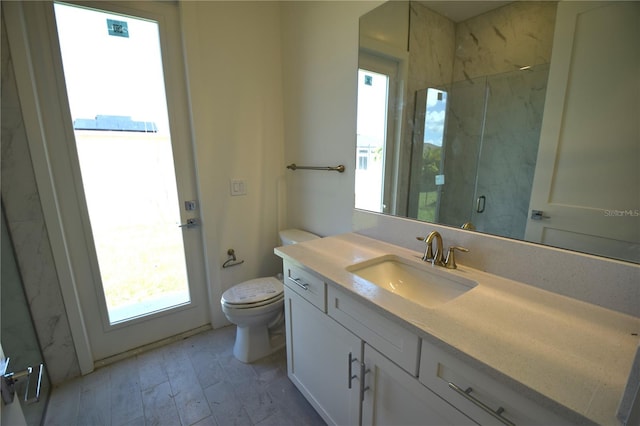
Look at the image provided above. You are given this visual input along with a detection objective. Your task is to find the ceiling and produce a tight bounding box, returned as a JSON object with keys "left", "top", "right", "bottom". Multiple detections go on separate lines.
{"left": 418, "top": 1, "right": 512, "bottom": 22}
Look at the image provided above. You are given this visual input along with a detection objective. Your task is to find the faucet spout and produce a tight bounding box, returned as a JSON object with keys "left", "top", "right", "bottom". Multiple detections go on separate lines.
{"left": 418, "top": 231, "right": 444, "bottom": 265}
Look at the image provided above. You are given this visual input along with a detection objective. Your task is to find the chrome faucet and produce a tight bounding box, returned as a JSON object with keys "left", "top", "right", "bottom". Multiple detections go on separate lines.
{"left": 417, "top": 231, "right": 444, "bottom": 266}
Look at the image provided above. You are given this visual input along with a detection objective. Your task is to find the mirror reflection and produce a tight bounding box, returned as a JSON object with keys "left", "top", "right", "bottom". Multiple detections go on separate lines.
{"left": 356, "top": 1, "right": 639, "bottom": 263}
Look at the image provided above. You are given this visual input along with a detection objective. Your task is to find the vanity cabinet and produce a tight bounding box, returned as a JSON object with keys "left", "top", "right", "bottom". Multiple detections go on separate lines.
{"left": 283, "top": 262, "right": 361, "bottom": 425}
{"left": 283, "top": 261, "right": 575, "bottom": 426}
{"left": 283, "top": 261, "right": 469, "bottom": 426}
{"left": 361, "top": 343, "right": 475, "bottom": 425}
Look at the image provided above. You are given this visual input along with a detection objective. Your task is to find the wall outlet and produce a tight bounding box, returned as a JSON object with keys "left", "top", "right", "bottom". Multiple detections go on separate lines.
{"left": 230, "top": 179, "right": 247, "bottom": 196}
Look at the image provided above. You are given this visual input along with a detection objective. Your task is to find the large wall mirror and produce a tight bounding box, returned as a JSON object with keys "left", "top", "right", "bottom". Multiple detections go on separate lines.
{"left": 356, "top": 1, "right": 639, "bottom": 263}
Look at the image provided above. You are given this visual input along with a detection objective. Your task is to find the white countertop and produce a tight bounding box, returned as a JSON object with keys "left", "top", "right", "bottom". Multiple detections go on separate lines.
{"left": 275, "top": 233, "right": 640, "bottom": 425}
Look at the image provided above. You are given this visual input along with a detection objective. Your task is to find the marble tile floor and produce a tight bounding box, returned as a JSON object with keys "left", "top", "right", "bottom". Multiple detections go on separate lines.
{"left": 43, "top": 326, "right": 326, "bottom": 426}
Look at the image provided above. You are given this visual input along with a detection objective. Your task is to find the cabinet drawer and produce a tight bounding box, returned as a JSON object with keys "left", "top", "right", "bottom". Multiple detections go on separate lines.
{"left": 419, "top": 340, "right": 572, "bottom": 426}
{"left": 327, "top": 285, "right": 420, "bottom": 376}
{"left": 283, "top": 261, "right": 326, "bottom": 312}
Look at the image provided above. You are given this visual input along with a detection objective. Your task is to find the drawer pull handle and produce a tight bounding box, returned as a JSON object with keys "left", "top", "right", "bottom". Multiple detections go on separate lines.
{"left": 288, "top": 277, "right": 309, "bottom": 290}
{"left": 448, "top": 382, "right": 515, "bottom": 426}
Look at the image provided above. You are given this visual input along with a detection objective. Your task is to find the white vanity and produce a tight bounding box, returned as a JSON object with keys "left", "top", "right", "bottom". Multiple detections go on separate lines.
{"left": 275, "top": 233, "right": 640, "bottom": 426}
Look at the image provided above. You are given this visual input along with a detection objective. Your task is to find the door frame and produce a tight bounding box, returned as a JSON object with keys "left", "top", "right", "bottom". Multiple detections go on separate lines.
{"left": 3, "top": 1, "right": 211, "bottom": 373}
{"left": 358, "top": 52, "right": 403, "bottom": 216}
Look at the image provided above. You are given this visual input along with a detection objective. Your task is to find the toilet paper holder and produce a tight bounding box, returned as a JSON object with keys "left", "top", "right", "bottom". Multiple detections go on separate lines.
{"left": 222, "top": 248, "right": 245, "bottom": 269}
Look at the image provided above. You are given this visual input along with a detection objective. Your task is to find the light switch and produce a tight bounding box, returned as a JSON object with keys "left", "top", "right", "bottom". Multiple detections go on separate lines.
{"left": 230, "top": 179, "right": 247, "bottom": 196}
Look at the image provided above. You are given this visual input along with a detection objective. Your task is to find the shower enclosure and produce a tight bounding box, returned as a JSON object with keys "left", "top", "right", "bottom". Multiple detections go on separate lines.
{"left": 408, "top": 63, "right": 550, "bottom": 240}
{"left": 1, "top": 206, "right": 50, "bottom": 425}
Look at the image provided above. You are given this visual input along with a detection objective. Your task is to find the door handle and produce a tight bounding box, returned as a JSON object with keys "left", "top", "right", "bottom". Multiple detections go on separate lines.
{"left": 476, "top": 196, "right": 486, "bottom": 213}
{"left": 1, "top": 358, "right": 44, "bottom": 405}
{"left": 178, "top": 218, "right": 199, "bottom": 228}
{"left": 530, "top": 210, "right": 550, "bottom": 220}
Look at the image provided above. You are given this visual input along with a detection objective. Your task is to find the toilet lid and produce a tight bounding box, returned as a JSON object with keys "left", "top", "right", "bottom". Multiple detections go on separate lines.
{"left": 221, "top": 277, "right": 284, "bottom": 305}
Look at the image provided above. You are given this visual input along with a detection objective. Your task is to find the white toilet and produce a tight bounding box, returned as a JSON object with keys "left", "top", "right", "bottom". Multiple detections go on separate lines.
{"left": 221, "top": 229, "right": 319, "bottom": 363}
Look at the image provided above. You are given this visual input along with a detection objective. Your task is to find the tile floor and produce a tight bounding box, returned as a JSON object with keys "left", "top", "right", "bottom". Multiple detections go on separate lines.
{"left": 43, "top": 326, "right": 326, "bottom": 426}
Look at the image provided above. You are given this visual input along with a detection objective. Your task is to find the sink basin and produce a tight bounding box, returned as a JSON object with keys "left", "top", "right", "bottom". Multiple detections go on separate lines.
{"left": 346, "top": 255, "right": 477, "bottom": 308}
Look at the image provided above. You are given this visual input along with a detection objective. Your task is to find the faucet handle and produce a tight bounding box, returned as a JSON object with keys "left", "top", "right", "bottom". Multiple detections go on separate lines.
{"left": 444, "top": 246, "right": 469, "bottom": 269}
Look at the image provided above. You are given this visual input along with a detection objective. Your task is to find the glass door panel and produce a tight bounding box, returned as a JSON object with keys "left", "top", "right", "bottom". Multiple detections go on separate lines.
{"left": 54, "top": 3, "right": 190, "bottom": 324}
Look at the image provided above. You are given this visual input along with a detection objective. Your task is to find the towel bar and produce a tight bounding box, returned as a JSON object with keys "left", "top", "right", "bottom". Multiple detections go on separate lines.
{"left": 286, "top": 163, "right": 345, "bottom": 173}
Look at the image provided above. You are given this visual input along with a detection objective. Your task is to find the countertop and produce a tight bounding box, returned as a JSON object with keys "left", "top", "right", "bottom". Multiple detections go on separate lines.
{"left": 275, "top": 233, "right": 640, "bottom": 425}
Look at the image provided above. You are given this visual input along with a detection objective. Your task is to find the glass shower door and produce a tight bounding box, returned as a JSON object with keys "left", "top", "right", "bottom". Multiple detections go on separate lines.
{"left": 1, "top": 206, "right": 50, "bottom": 426}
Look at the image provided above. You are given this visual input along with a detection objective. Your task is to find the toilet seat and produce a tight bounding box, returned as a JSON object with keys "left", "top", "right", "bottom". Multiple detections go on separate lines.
{"left": 221, "top": 277, "right": 283, "bottom": 309}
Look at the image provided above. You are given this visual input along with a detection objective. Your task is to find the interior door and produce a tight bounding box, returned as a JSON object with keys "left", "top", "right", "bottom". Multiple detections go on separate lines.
{"left": 525, "top": 1, "right": 640, "bottom": 263}
{"left": 5, "top": 0, "right": 210, "bottom": 363}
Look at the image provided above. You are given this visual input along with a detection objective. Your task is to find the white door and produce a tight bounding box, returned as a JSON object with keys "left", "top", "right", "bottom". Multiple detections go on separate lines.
{"left": 5, "top": 1, "right": 210, "bottom": 363}
{"left": 525, "top": 1, "right": 640, "bottom": 263}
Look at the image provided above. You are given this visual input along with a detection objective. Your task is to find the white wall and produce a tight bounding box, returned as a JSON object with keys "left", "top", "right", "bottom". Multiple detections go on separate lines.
{"left": 181, "top": 1, "right": 287, "bottom": 326}
{"left": 280, "top": 1, "right": 381, "bottom": 237}
{"left": 181, "top": 0, "right": 380, "bottom": 327}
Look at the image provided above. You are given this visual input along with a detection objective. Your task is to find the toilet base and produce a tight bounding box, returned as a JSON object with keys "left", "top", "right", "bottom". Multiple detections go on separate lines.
{"left": 232, "top": 323, "right": 285, "bottom": 363}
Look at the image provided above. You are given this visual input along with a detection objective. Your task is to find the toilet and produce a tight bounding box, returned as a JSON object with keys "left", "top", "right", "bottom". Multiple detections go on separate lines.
{"left": 221, "top": 229, "right": 320, "bottom": 363}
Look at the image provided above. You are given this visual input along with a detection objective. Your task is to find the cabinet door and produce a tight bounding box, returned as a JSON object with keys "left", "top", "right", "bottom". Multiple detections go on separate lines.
{"left": 285, "top": 287, "right": 361, "bottom": 426}
{"left": 362, "top": 344, "right": 475, "bottom": 426}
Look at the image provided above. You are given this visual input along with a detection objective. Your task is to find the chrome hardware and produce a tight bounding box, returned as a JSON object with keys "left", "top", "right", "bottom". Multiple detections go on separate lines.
{"left": 1, "top": 358, "right": 44, "bottom": 405}
{"left": 348, "top": 353, "right": 359, "bottom": 389}
{"left": 359, "top": 362, "right": 370, "bottom": 402}
{"left": 476, "top": 195, "right": 486, "bottom": 213}
{"left": 222, "top": 248, "right": 244, "bottom": 269}
{"left": 448, "top": 382, "right": 515, "bottom": 426}
{"left": 530, "top": 210, "right": 550, "bottom": 220}
{"left": 445, "top": 246, "right": 469, "bottom": 269}
{"left": 289, "top": 277, "right": 309, "bottom": 290}
{"left": 286, "top": 163, "right": 345, "bottom": 173}
{"left": 184, "top": 200, "right": 197, "bottom": 211}
{"left": 417, "top": 231, "right": 444, "bottom": 265}
{"left": 178, "top": 218, "right": 199, "bottom": 228}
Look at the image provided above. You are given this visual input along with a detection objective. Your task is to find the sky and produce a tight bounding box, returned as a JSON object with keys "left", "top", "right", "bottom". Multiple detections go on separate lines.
{"left": 54, "top": 3, "right": 170, "bottom": 134}
{"left": 424, "top": 88, "right": 447, "bottom": 147}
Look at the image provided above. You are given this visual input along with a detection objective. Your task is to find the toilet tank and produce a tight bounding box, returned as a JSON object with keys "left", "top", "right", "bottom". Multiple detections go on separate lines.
{"left": 279, "top": 229, "right": 320, "bottom": 246}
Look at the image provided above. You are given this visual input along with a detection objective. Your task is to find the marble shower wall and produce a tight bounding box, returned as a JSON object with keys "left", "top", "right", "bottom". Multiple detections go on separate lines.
{"left": 434, "top": 2, "right": 557, "bottom": 237}
{"left": 452, "top": 1, "right": 557, "bottom": 82}
{"left": 1, "top": 17, "right": 81, "bottom": 385}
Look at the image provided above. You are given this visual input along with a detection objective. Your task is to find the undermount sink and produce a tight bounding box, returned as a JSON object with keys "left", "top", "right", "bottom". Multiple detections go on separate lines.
{"left": 346, "top": 255, "right": 477, "bottom": 308}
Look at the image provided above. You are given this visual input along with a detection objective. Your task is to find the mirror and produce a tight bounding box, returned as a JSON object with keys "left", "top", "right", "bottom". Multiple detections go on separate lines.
{"left": 356, "top": 1, "right": 639, "bottom": 263}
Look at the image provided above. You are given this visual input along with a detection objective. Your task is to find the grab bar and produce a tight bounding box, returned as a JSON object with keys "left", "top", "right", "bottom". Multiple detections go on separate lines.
{"left": 286, "top": 163, "right": 345, "bottom": 173}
